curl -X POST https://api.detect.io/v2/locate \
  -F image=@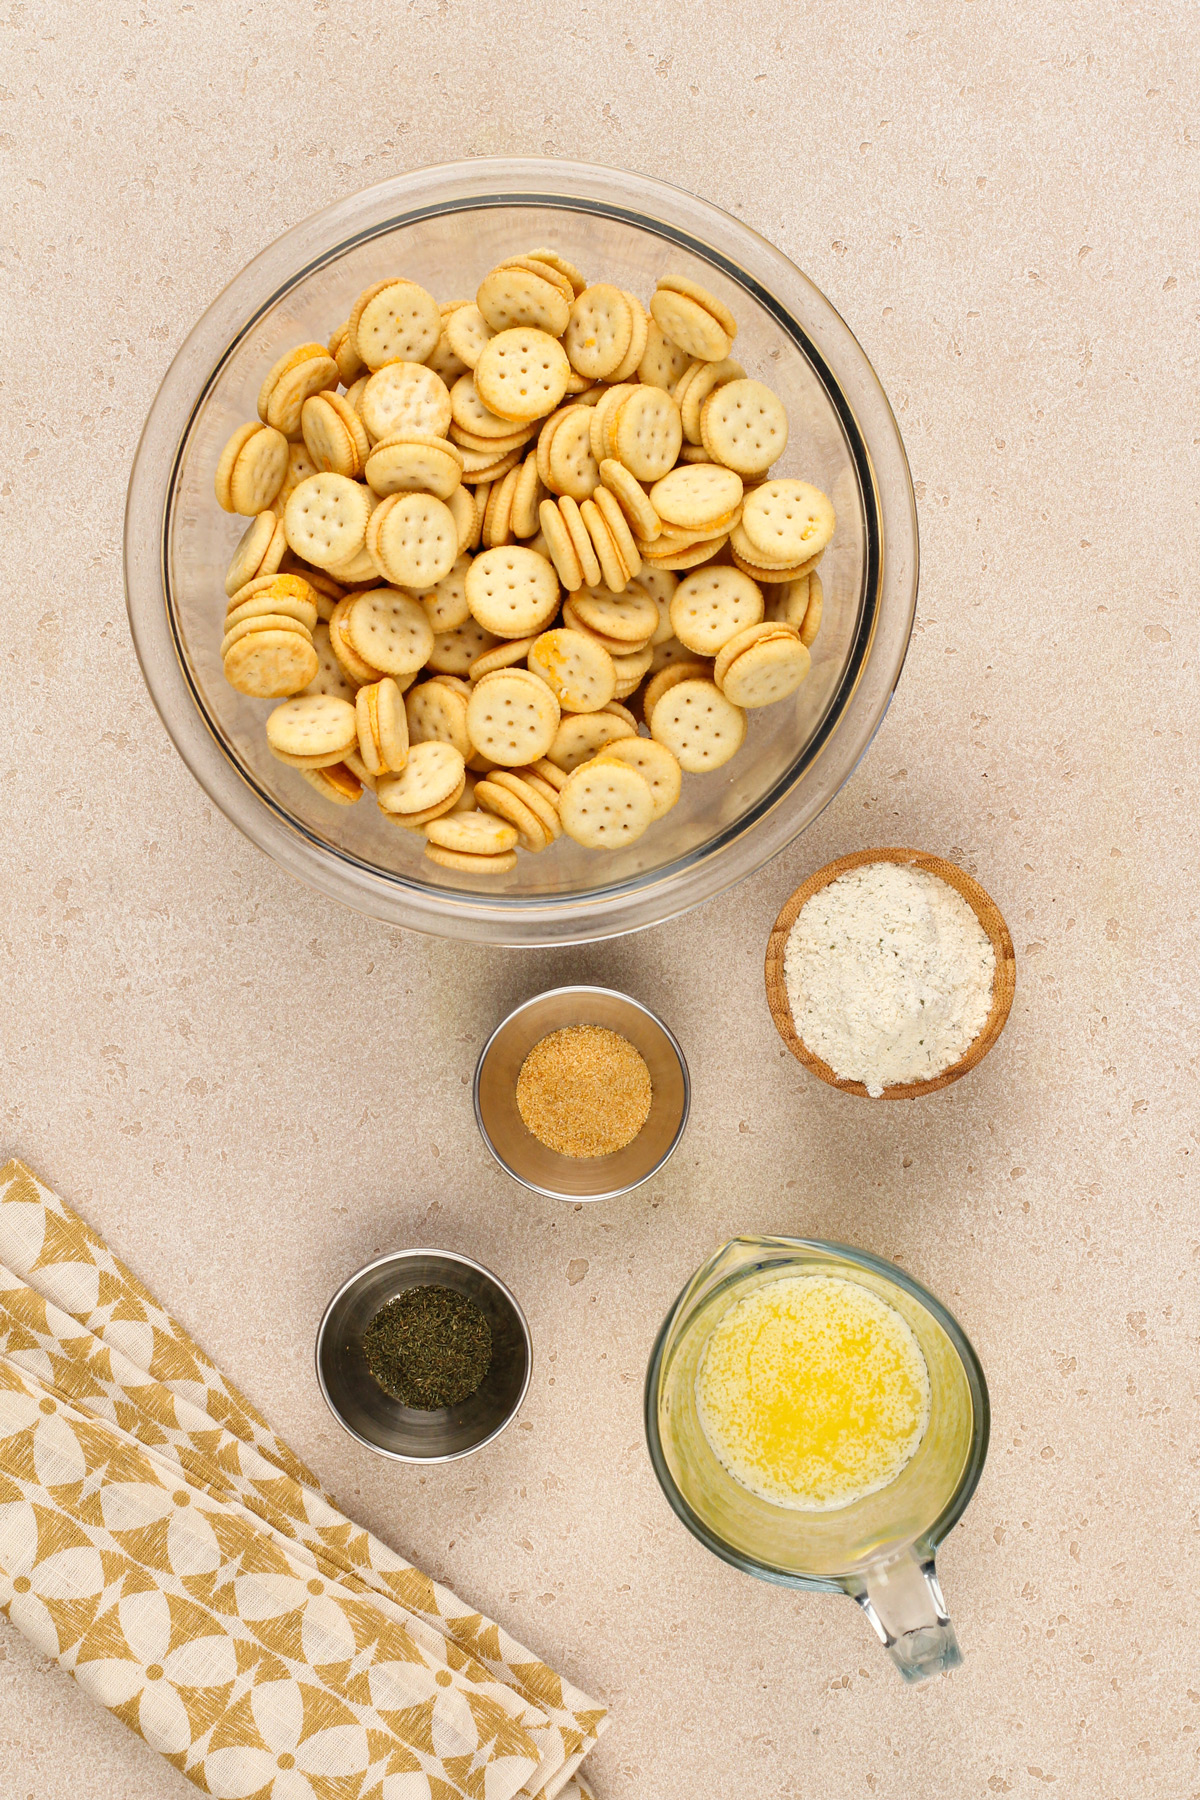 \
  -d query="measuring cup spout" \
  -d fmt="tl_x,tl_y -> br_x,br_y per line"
855,1549 -> 962,1682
